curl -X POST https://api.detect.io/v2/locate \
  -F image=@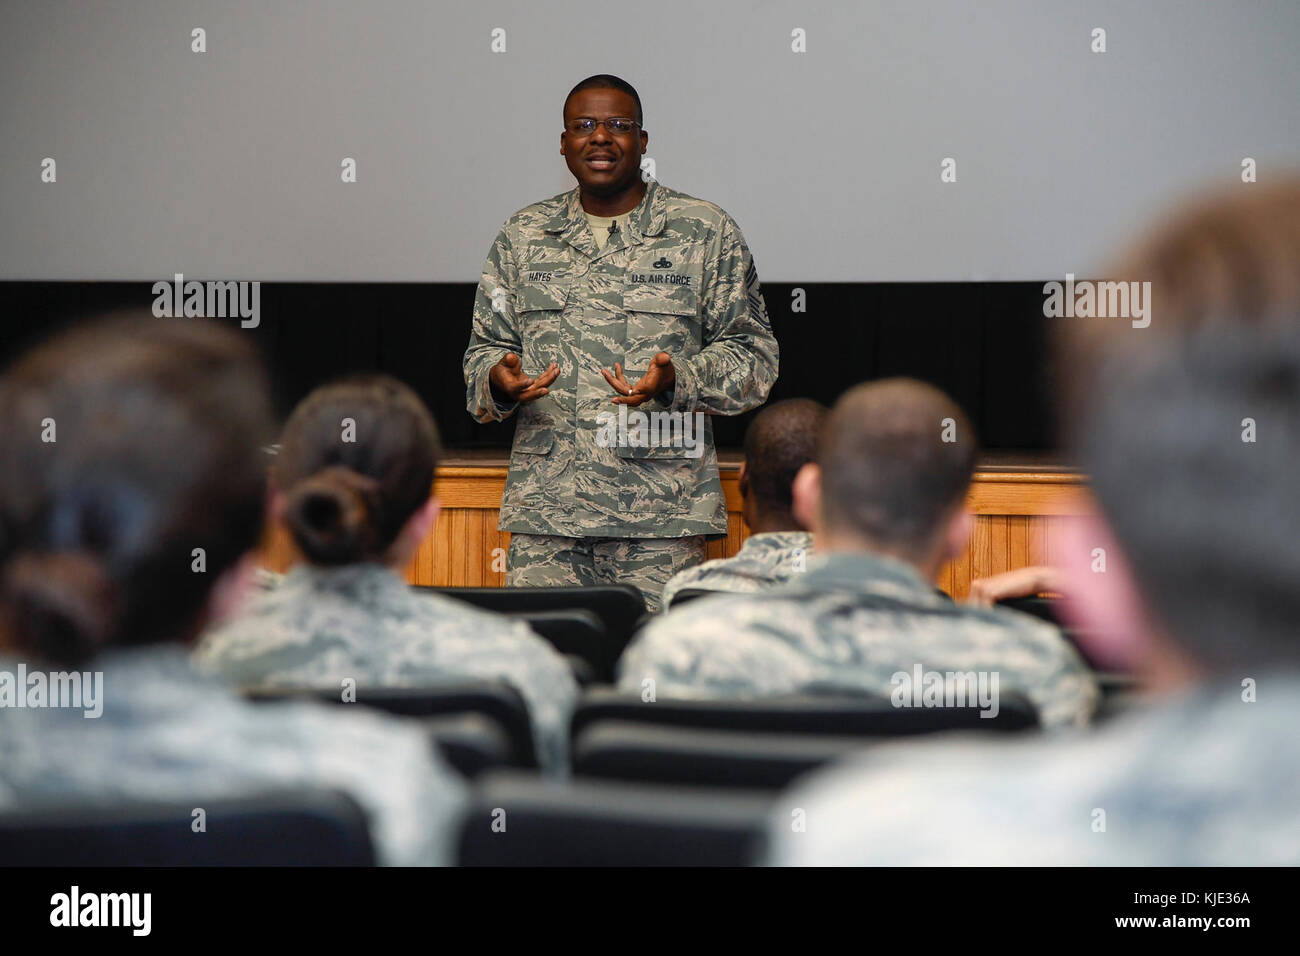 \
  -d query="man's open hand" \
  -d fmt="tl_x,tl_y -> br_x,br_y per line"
490,352 -> 559,405
602,351 -> 676,406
